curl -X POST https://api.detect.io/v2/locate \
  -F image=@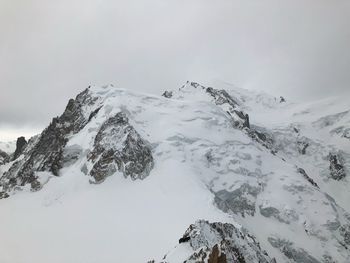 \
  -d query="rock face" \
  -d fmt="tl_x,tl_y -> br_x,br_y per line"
87,112 -> 154,183
161,220 -> 273,263
0,87 -> 154,196
297,168 -> 319,188
174,82 -> 275,151
13,136 -> 27,160
206,85 -> 275,151
205,86 -> 239,108
0,89 -> 93,193
162,90 -> 173,98
329,153 -> 346,180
